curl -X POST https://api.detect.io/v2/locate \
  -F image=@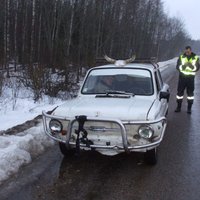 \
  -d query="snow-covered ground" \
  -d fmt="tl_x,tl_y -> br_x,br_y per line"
0,57 -> 177,185
0,125 -> 55,185
159,57 -> 178,71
